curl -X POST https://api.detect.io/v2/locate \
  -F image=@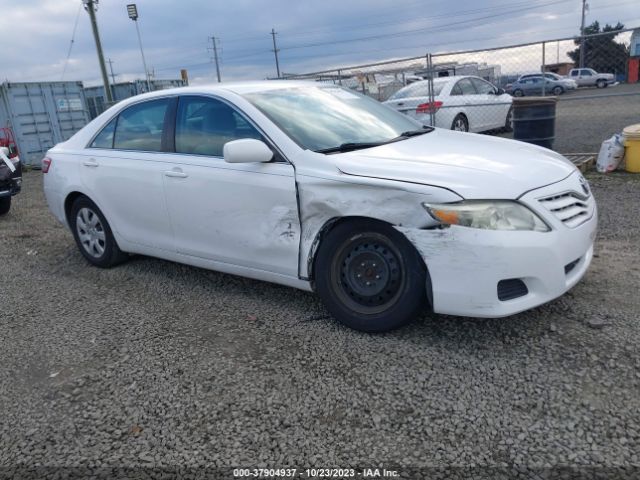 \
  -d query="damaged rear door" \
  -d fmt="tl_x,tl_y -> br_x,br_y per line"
161,95 -> 300,277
